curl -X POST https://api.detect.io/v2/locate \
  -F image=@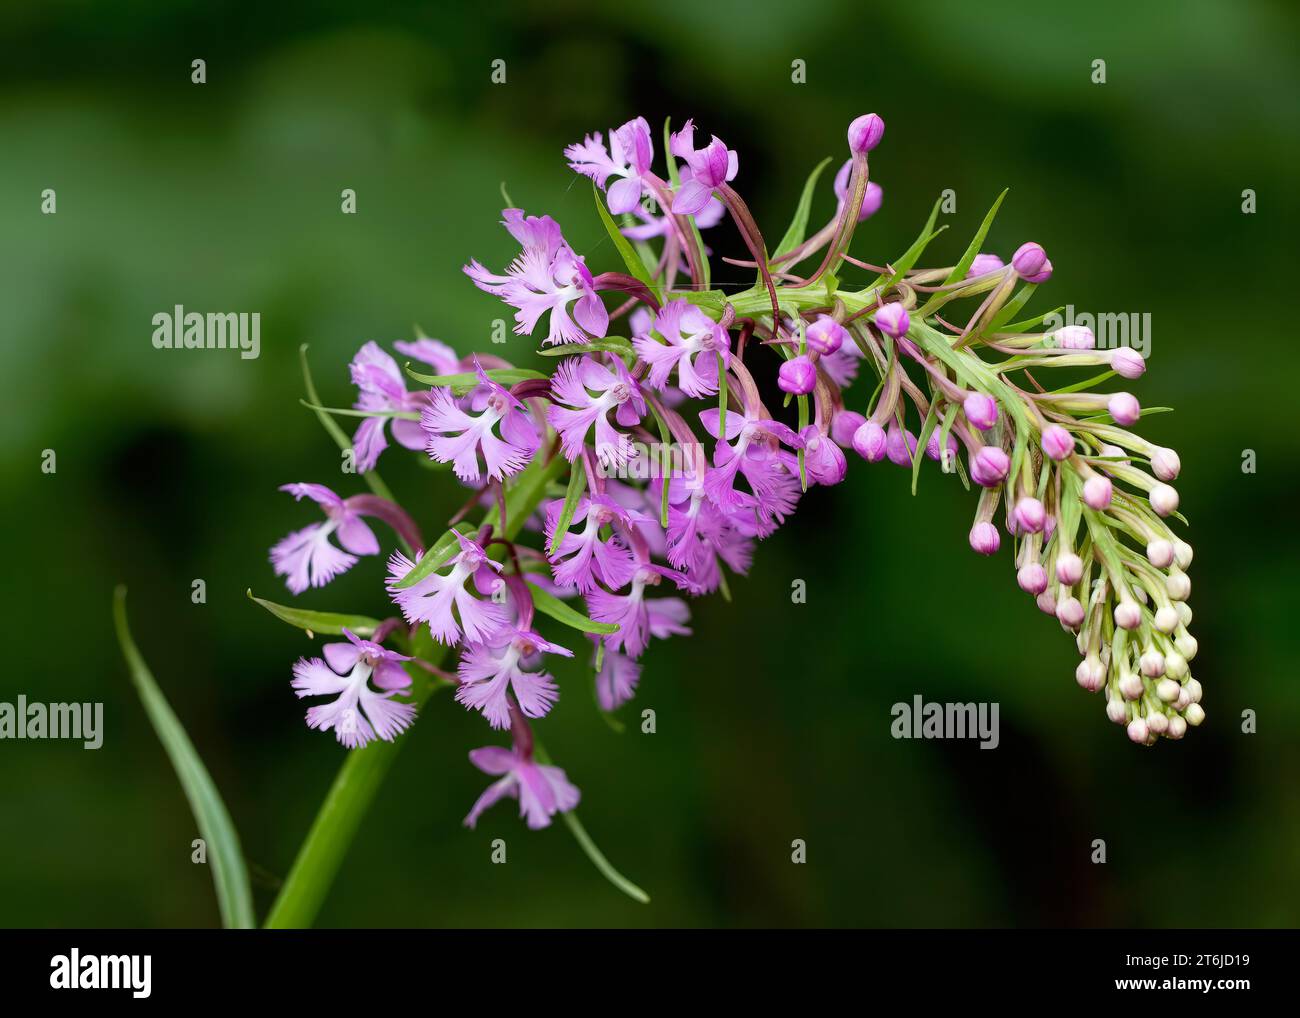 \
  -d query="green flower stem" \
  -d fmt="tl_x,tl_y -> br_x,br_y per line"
264,452 -> 568,928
